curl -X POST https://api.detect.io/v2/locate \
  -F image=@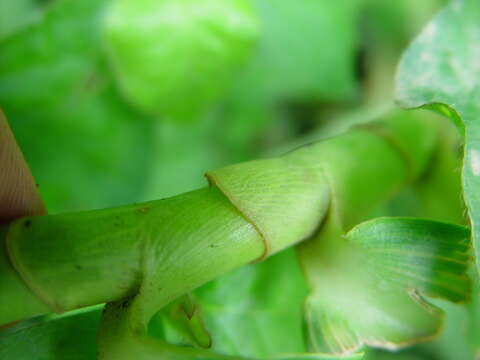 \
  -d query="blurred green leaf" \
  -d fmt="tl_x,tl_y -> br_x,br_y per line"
219,0 -> 362,158
103,0 -> 259,121
143,114 -> 230,200
0,0 -> 104,109
0,0 -> 42,40
363,0 -> 446,47
360,0 -> 446,104
0,306 -> 103,360
230,0 -> 360,105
